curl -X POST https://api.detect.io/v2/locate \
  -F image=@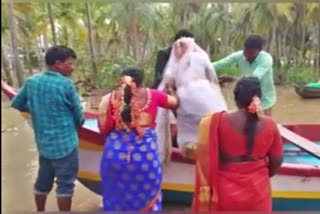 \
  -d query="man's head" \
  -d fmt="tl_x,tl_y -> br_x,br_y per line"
45,46 -> 77,77
244,34 -> 265,63
174,29 -> 194,42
